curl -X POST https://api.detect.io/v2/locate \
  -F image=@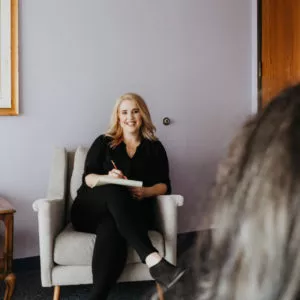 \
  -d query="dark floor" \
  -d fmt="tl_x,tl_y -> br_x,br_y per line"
0,272 -> 156,300
0,231 -> 200,299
